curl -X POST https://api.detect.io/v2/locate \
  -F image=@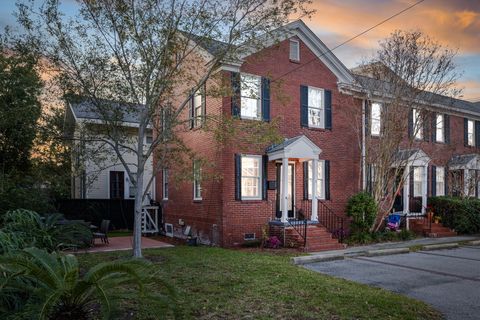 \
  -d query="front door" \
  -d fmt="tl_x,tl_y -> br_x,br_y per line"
110,171 -> 125,199
276,163 -> 295,219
